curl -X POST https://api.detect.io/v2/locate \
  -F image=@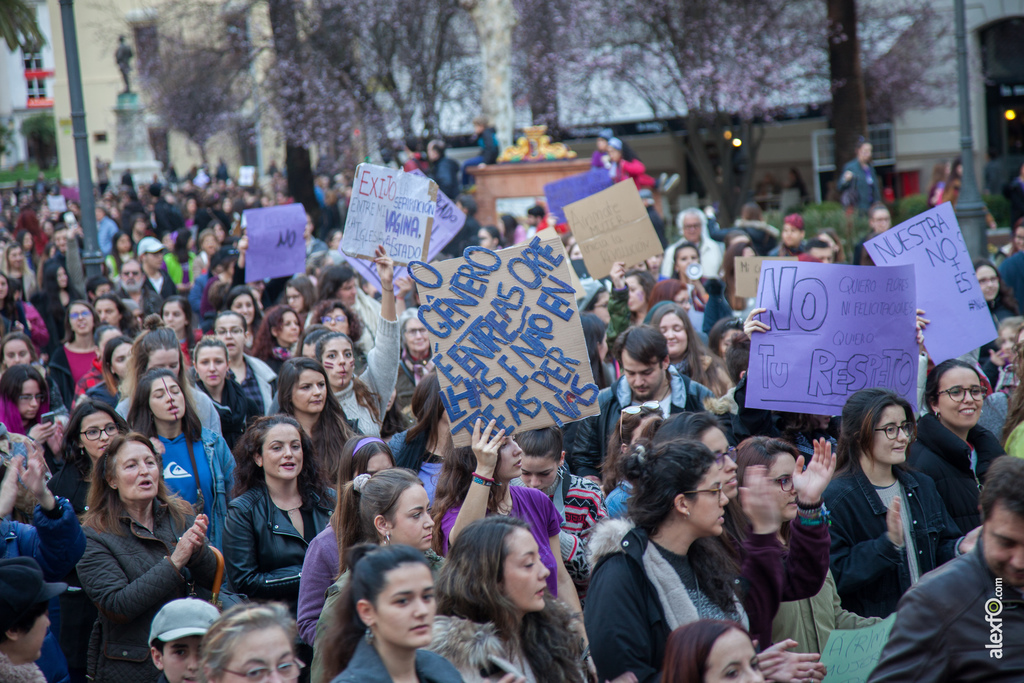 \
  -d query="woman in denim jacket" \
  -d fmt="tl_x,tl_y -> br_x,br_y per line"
822,388 -> 976,618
